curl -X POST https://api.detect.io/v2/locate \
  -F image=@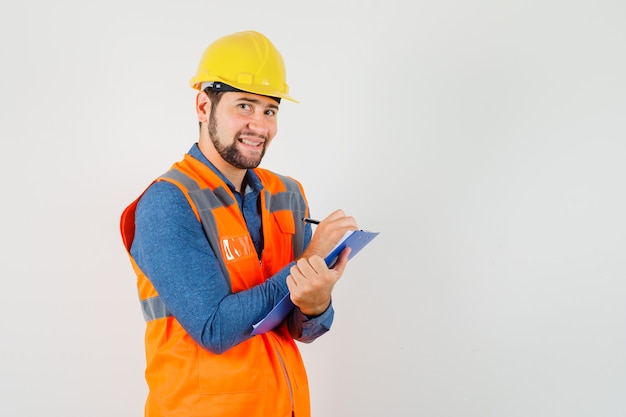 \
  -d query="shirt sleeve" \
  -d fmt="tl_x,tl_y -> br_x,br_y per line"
287,304 -> 334,343
131,180 -> 332,354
